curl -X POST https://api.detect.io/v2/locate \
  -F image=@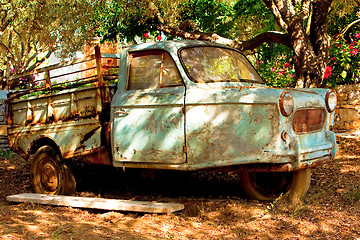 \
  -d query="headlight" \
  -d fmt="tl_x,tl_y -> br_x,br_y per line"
279,91 -> 294,117
325,90 -> 337,112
